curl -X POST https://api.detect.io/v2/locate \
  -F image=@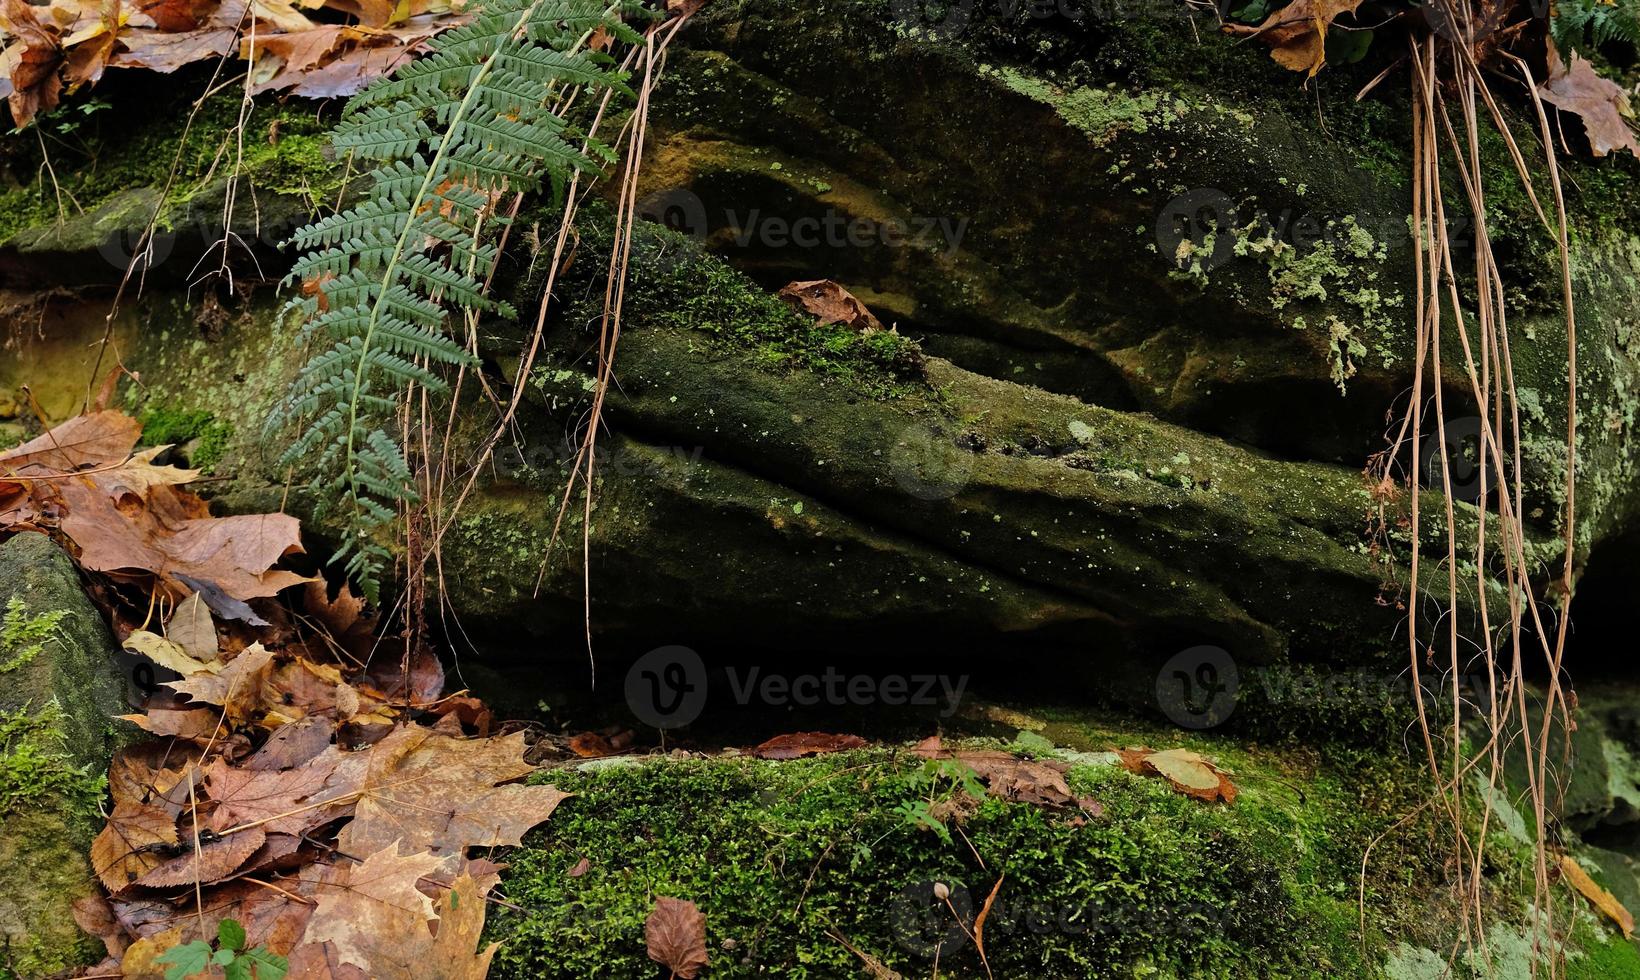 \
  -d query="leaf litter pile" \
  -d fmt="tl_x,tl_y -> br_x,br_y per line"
2,408 -> 568,977
0,0 -> 473,127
